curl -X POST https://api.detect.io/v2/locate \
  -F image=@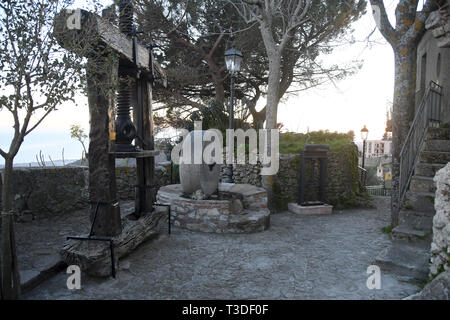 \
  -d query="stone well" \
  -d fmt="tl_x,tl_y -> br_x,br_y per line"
156,183 -> 270,233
